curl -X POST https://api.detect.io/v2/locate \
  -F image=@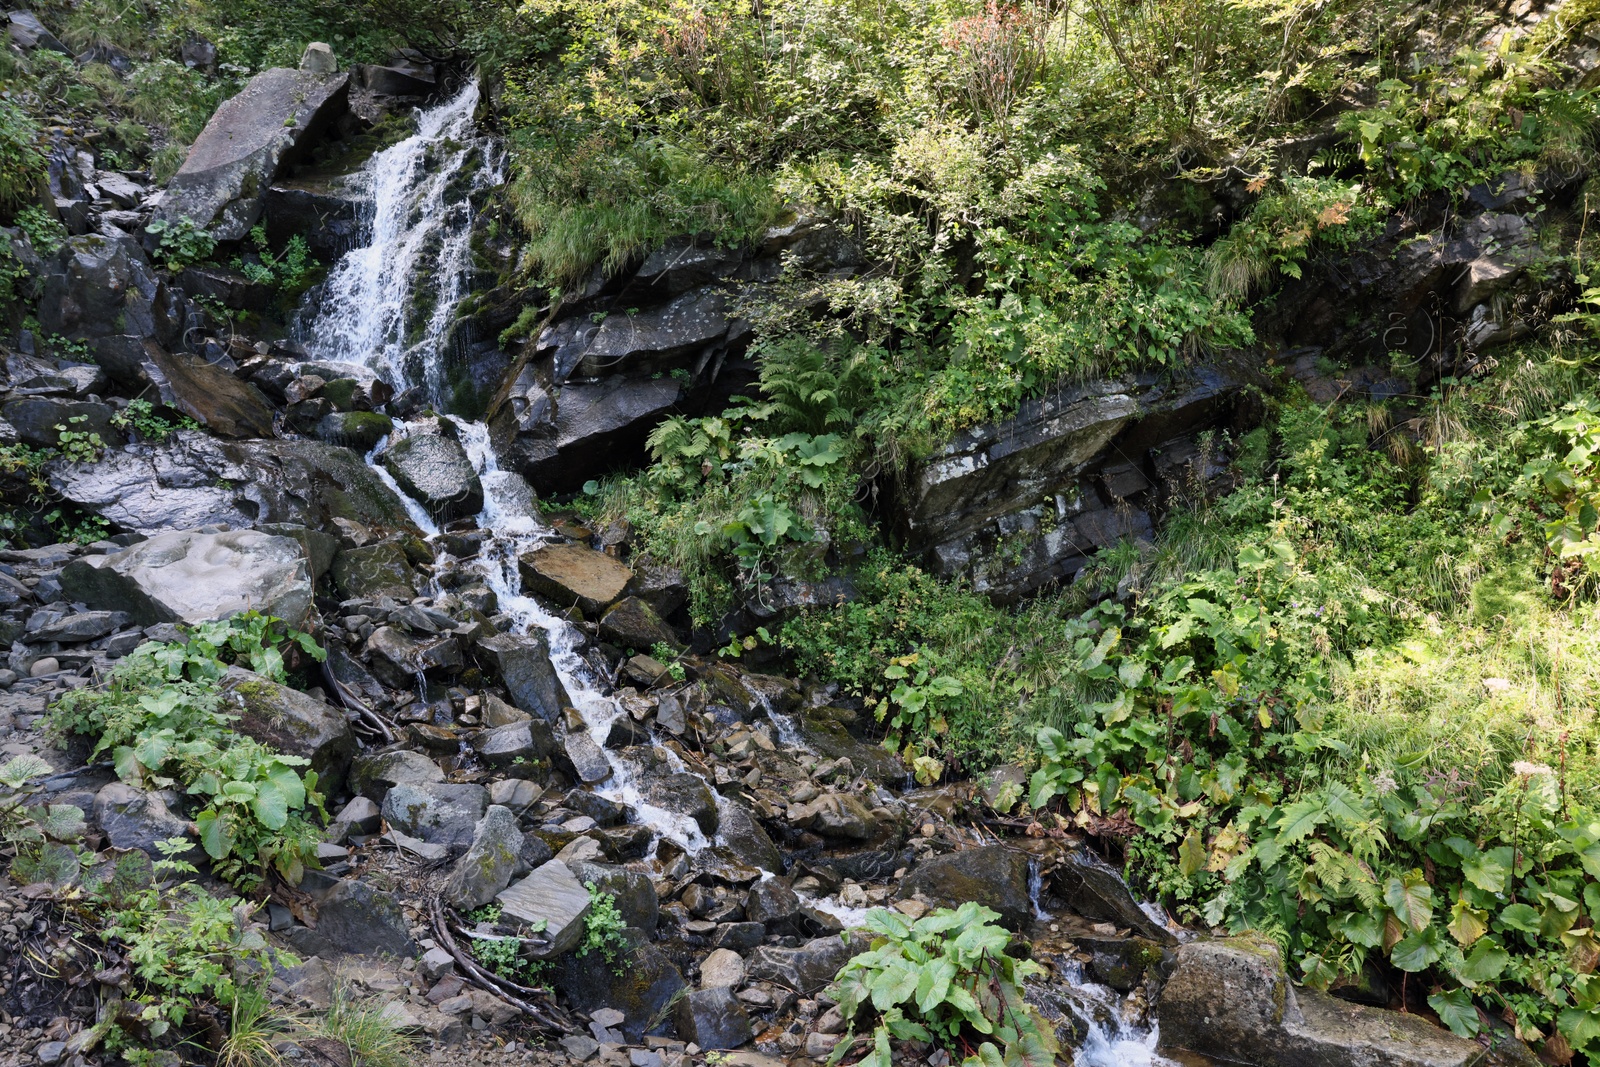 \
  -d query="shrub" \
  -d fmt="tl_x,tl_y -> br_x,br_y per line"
0,98 -> 43,221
